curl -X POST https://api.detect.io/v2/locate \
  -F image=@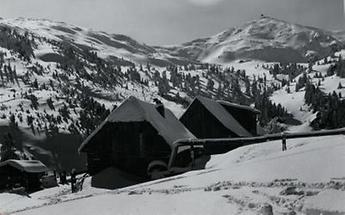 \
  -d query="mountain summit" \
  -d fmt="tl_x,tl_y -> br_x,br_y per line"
168,16 -> 343,63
